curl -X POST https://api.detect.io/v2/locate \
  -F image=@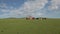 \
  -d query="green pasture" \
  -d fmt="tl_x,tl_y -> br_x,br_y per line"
0,18 -> 60,34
